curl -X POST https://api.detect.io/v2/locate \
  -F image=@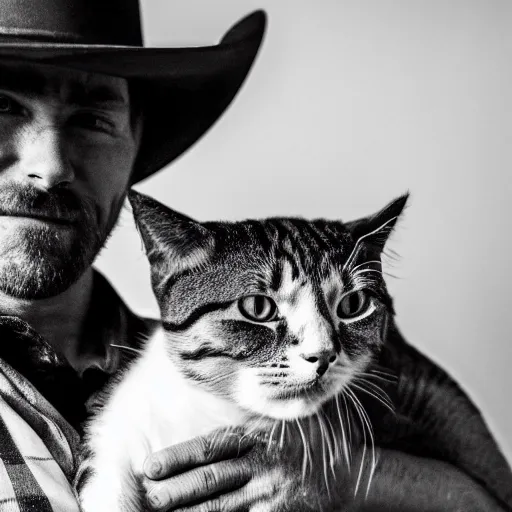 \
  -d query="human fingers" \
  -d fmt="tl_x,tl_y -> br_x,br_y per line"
145,458 -> 253,511
171,484 -> 260,512
144,429 -> 257,480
